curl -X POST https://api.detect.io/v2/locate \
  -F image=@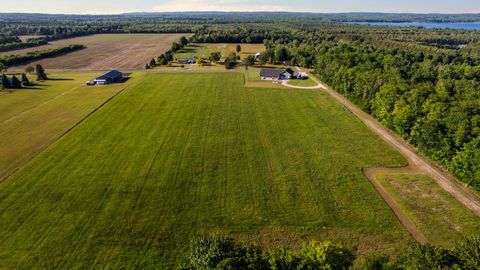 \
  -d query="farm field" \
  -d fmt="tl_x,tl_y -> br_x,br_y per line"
0,72 -> 411,268
2,34 -> 187,70
376,174 -> 480,247
0,72 -> 143,181
174,43 -> 265,59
